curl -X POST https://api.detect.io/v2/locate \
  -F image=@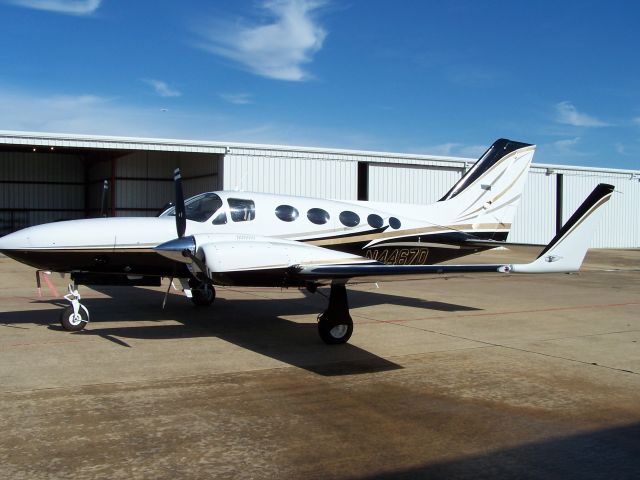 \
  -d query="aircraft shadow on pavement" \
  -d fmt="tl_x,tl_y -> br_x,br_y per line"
1,285 -> 481,376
